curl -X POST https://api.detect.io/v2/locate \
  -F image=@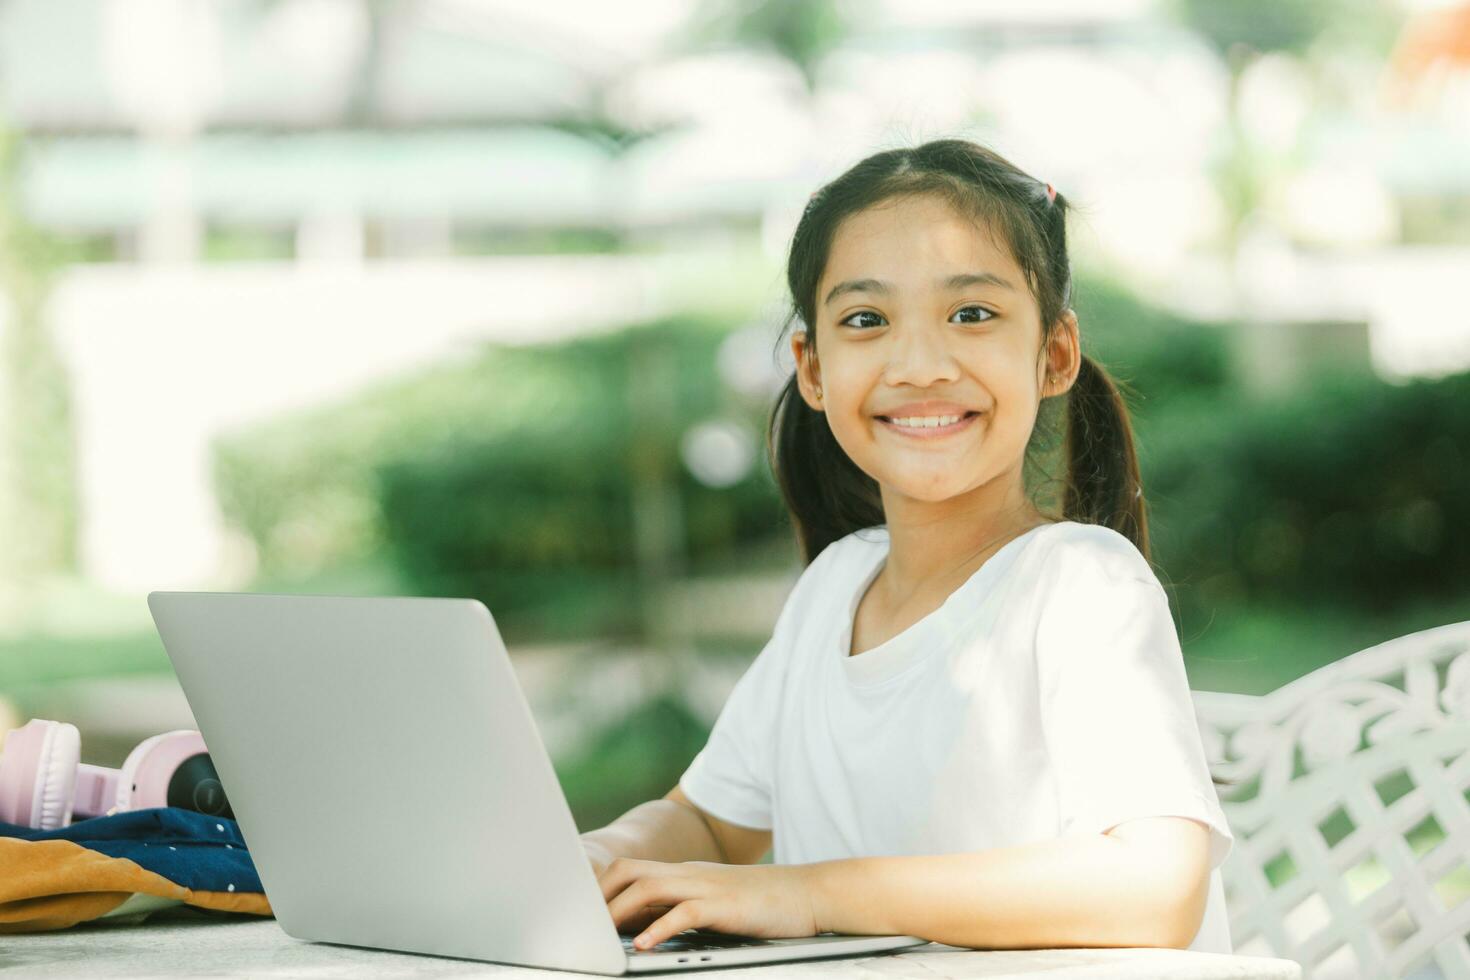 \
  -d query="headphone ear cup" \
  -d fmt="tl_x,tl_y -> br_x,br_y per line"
35,722 -> 80,830
166,751 -> 232,819
0,719 -> 80,830
116,730 -> 211,813
114,732 -> 168,813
